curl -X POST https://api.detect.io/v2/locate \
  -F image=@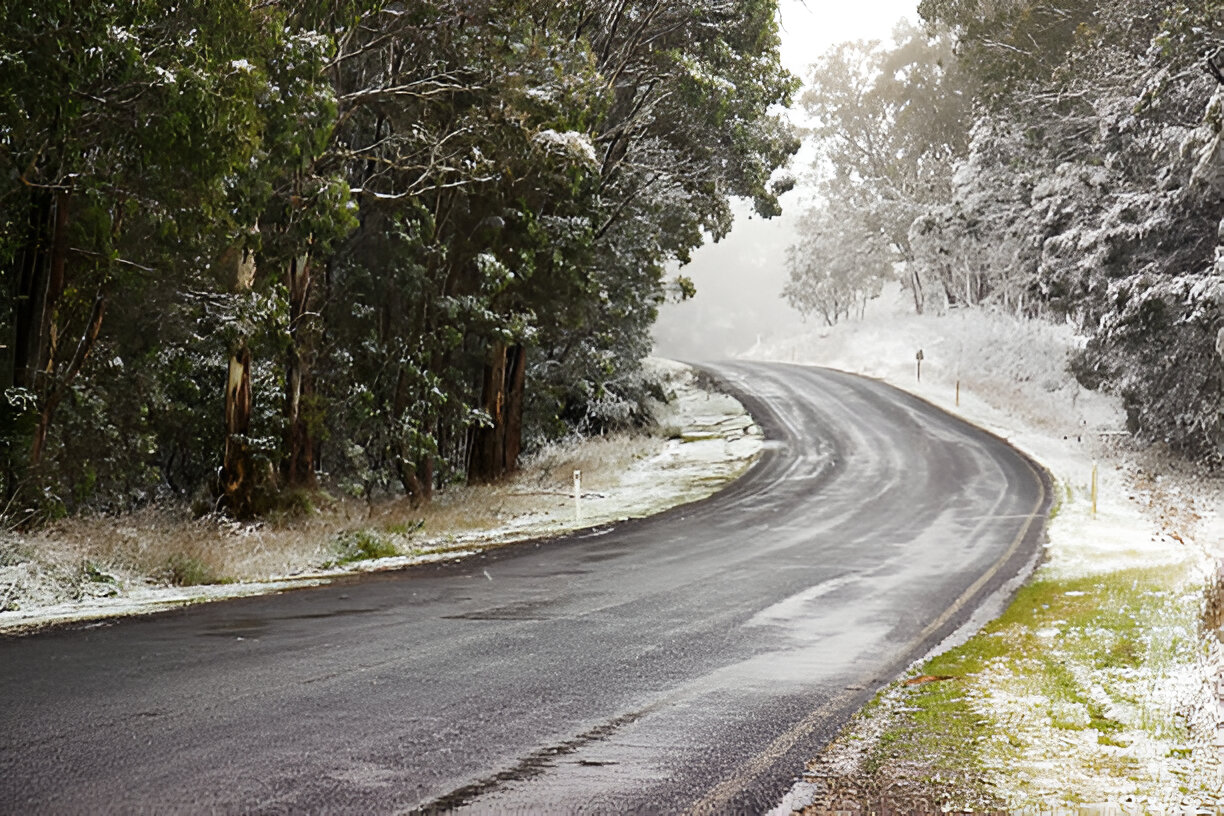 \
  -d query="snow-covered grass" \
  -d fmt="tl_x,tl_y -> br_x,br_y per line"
0,358 -> 762,635
748,300 -> 1224,810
